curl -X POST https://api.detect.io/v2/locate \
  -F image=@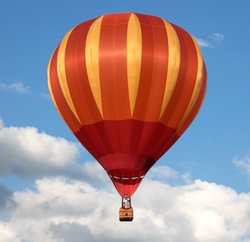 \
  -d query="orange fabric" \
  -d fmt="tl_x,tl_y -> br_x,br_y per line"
177,62 -> 208,136
99,13 -> 131,119
132,14 -> 169,121
160,24 -> 199,127
48,46 -> 81,133
64,19 -> 103,125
